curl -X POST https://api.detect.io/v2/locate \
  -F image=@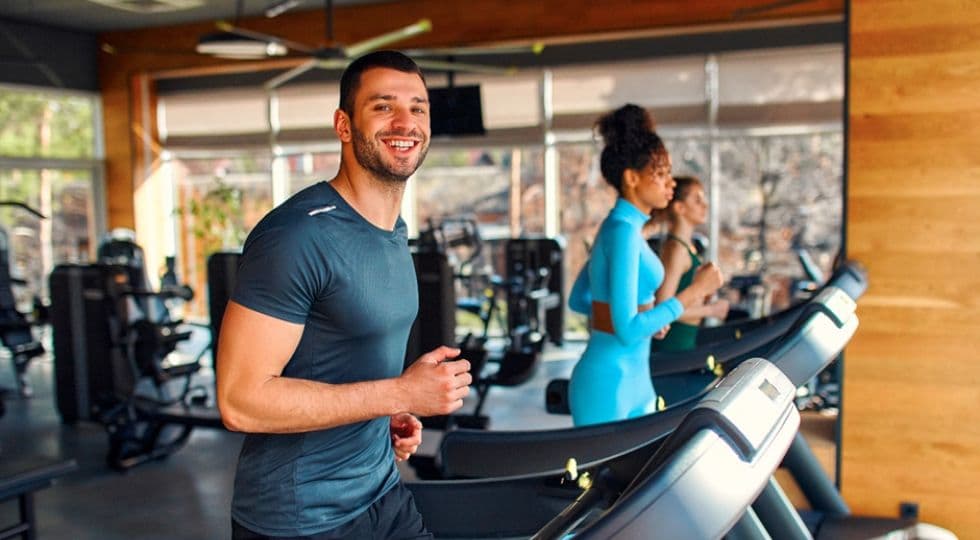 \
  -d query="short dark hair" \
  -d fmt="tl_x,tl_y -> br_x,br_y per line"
339,50 -> 426,117
595,104 -> 668,194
